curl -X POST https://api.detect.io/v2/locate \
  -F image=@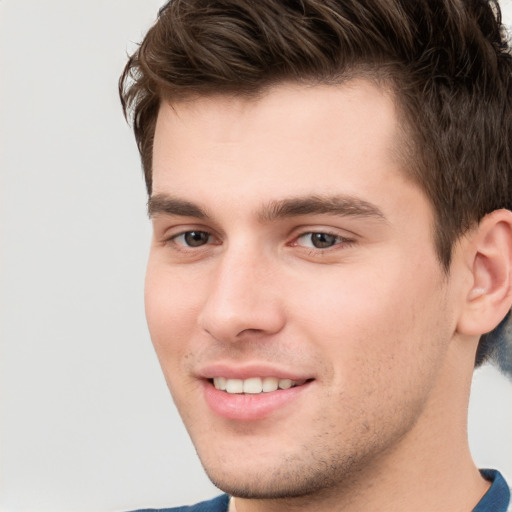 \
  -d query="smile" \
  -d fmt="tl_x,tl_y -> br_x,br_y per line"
212,377 -> 307,394
204,376 -> 313,420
